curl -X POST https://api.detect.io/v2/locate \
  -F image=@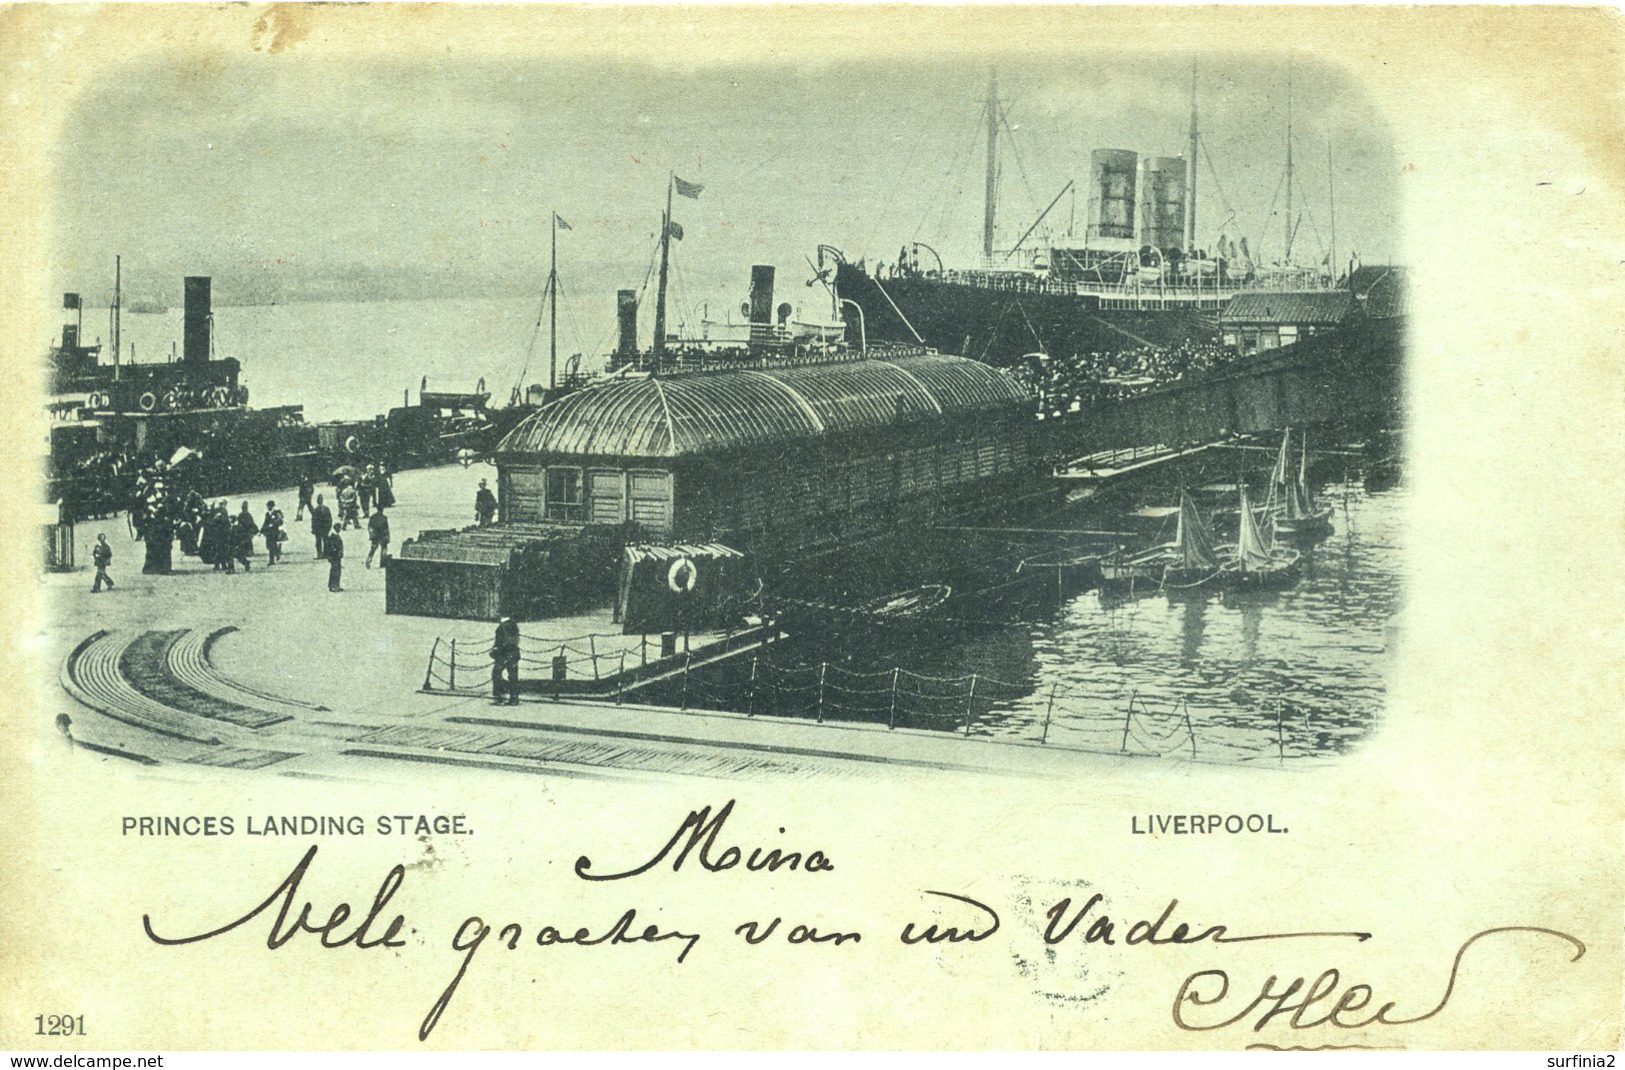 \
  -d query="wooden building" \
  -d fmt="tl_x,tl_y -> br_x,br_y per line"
491,352 -> 1040,560
1219,291 -> 1359,356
